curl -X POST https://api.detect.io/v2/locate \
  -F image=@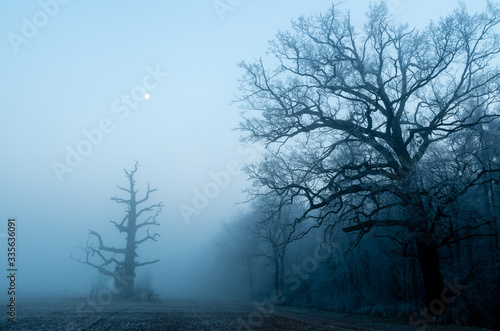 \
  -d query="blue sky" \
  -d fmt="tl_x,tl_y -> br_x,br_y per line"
0,0 -> 488,298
